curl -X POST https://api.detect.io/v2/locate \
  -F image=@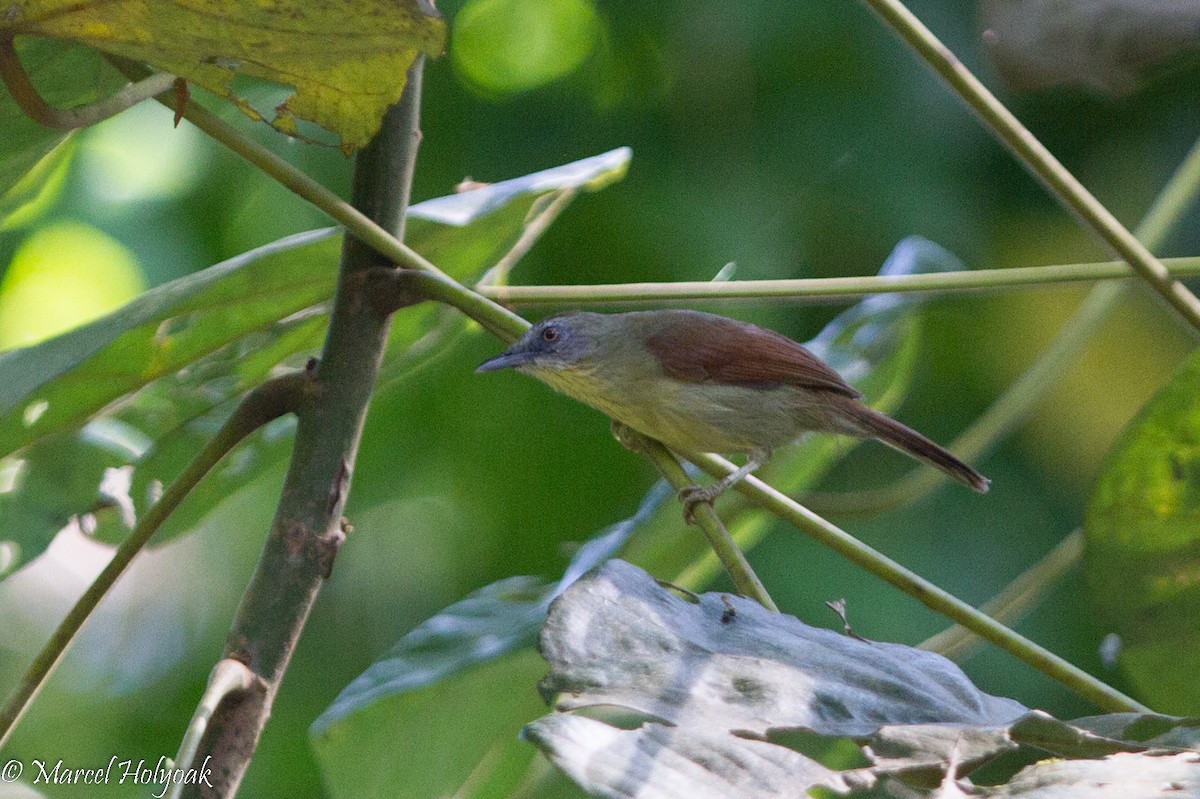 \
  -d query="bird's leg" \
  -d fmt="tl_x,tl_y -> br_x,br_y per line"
679,448 -> 770,523
610,420 -> 647,453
